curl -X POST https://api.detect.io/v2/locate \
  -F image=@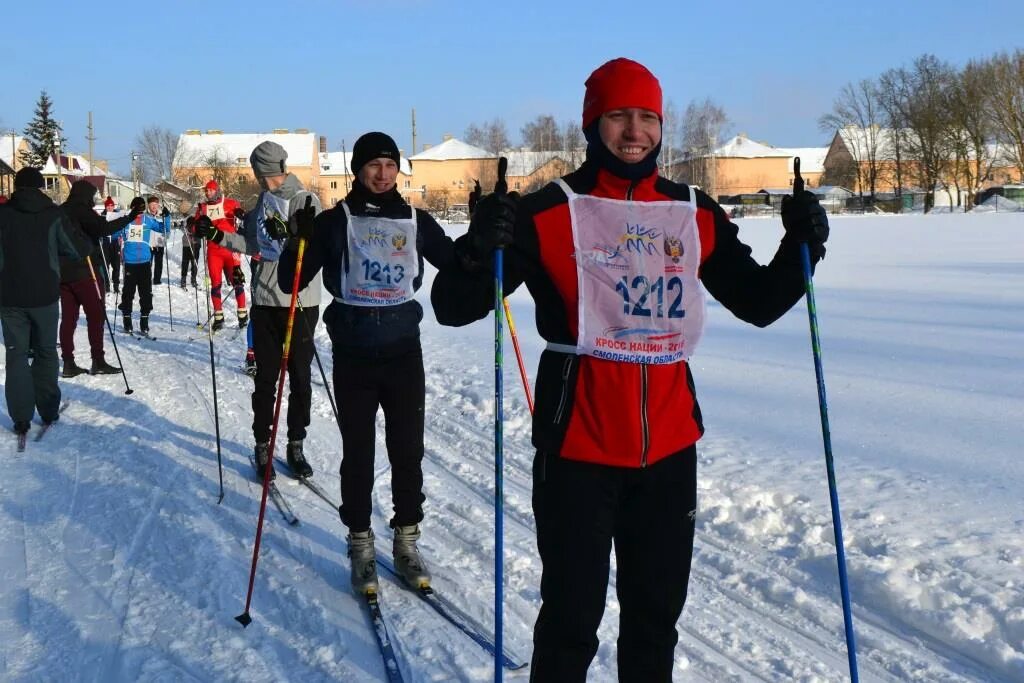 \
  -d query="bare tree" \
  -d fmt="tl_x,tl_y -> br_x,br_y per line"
987,49 -> 1024,178
521,115 -> 563,151
464,118 -> 511,154
899,55 -> 958,210
561,120 -> 585,170
680,98 -> 729,194
819,80 -> 883,199
945,59 -> 1001,209
658,98 -> 685,181
134,125 -> 179,185
876,68 -> 911,199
